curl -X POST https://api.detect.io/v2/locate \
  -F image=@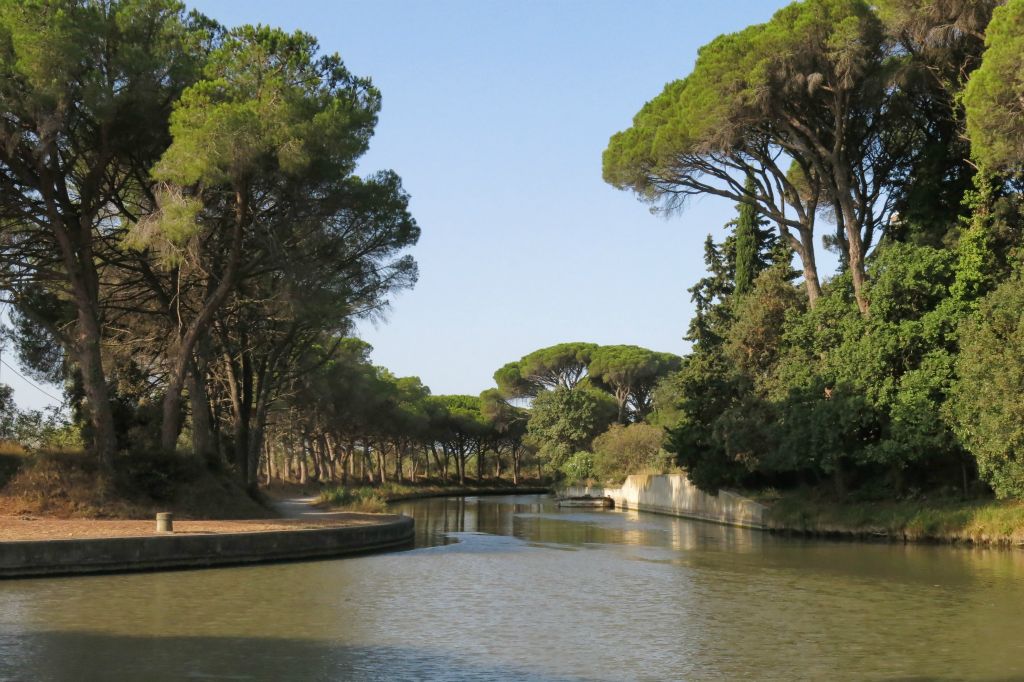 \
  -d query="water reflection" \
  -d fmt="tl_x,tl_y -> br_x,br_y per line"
2,494 -> 1024,680
398,494 -> 763,553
